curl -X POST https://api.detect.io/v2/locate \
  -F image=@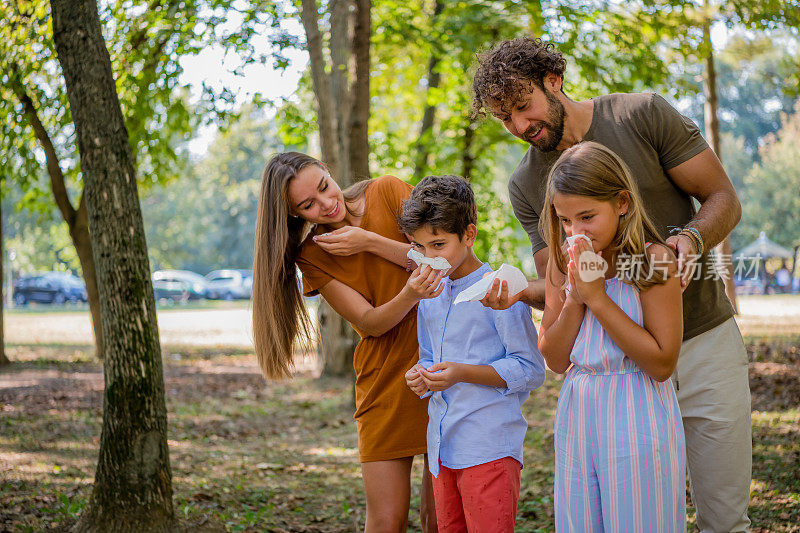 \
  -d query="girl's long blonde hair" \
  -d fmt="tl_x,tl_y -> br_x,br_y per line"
539,141 -> 669,290
252,152 -> 369,379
